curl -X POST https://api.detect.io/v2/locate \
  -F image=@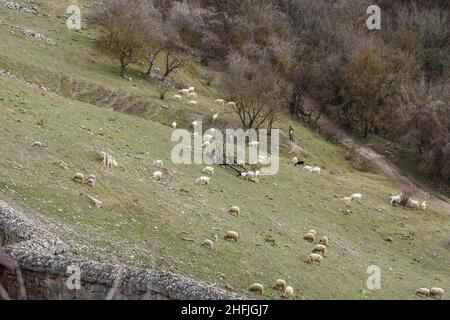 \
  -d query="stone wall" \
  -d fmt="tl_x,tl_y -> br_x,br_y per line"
0,200 -> 244,300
